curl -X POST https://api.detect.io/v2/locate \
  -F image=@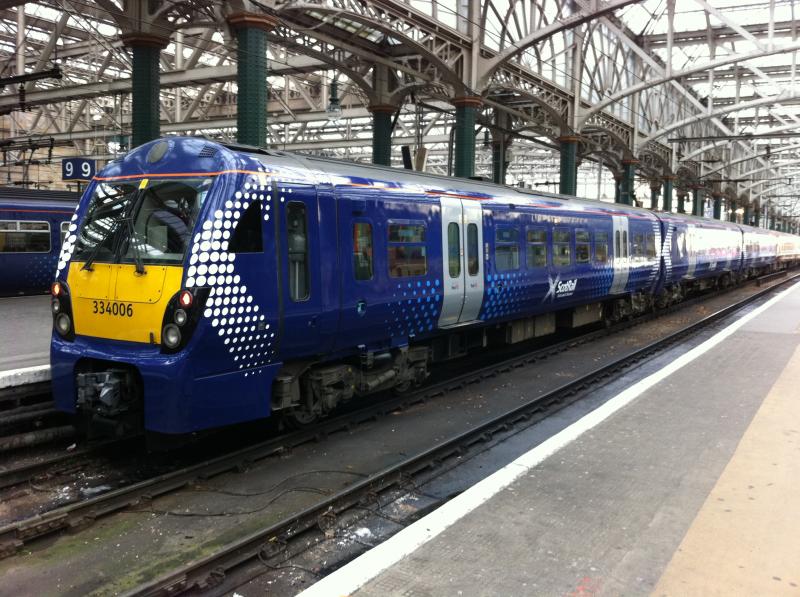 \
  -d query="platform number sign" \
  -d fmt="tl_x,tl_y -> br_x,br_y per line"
62,158 -> 96,181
